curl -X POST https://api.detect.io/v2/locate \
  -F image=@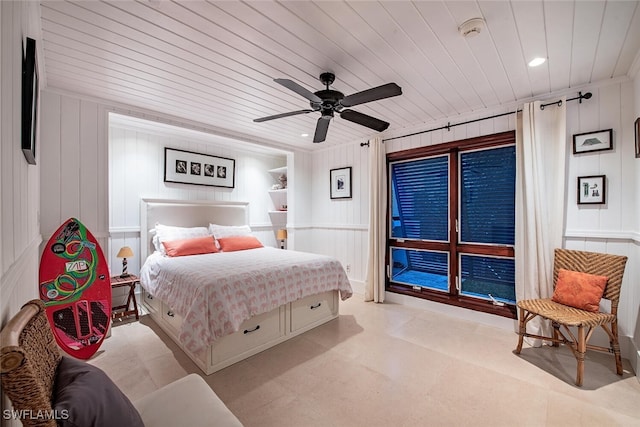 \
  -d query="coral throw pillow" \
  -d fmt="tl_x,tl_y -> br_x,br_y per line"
551,269 -> 608,312
218,236 -> 263,252
162,236 -> 218,257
